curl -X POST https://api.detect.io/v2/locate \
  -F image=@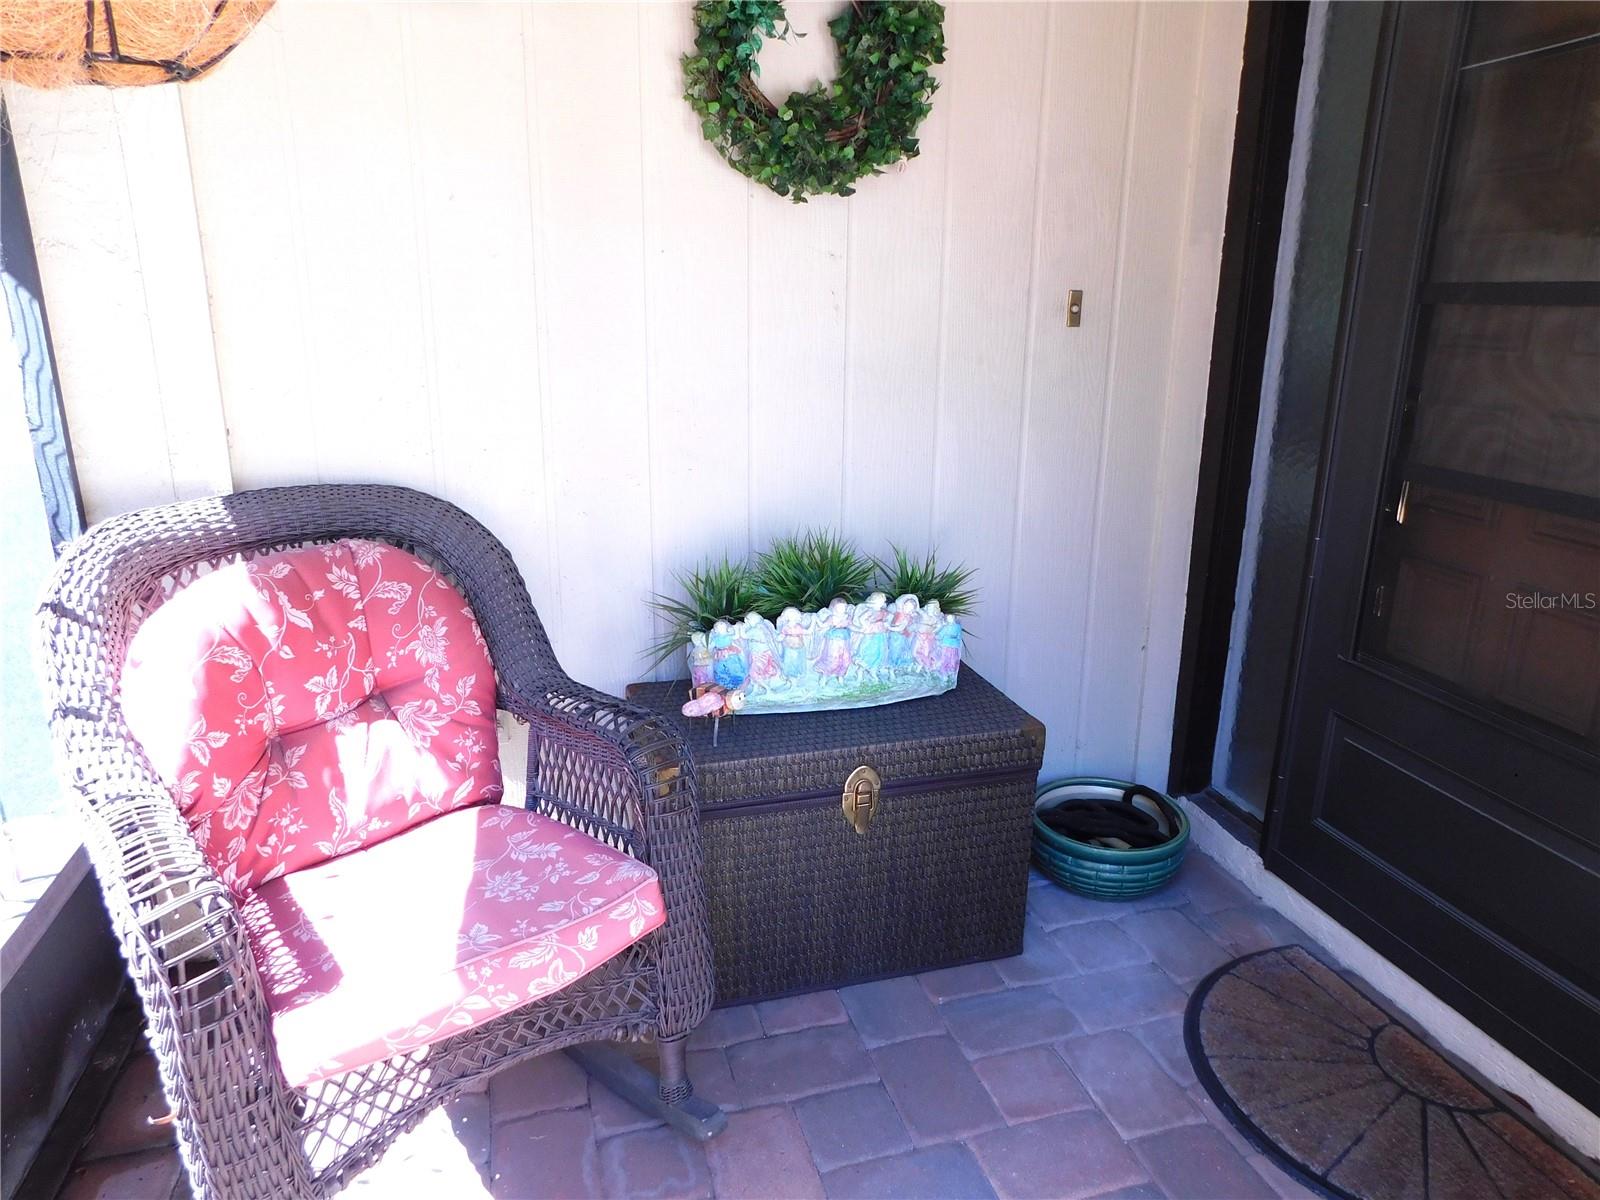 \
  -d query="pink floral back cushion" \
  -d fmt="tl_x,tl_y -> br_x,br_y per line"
120,539 -> 502,893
